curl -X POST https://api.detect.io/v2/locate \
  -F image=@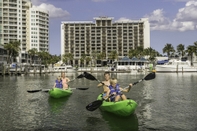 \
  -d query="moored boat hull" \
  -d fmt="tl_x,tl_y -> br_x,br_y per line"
97,94 -> 137,116
49,88 -> 72,98
155,59 -> 197,72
